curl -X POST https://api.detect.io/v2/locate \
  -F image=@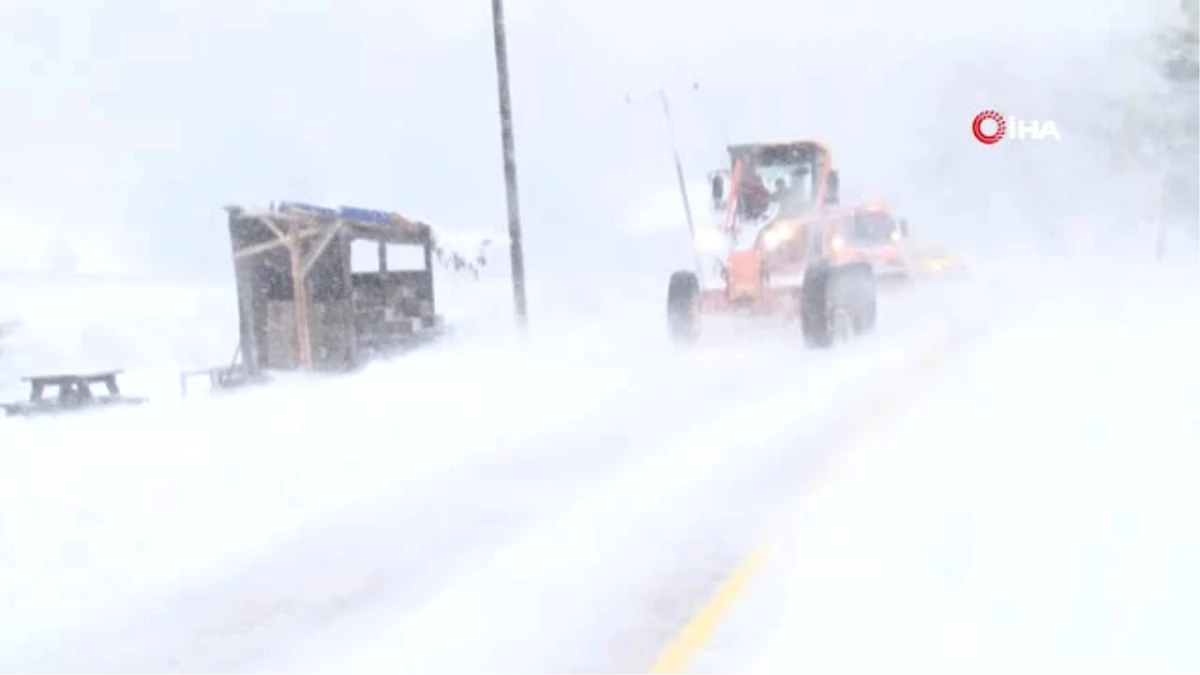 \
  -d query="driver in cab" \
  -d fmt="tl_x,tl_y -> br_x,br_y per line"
739,170 -> 772,220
